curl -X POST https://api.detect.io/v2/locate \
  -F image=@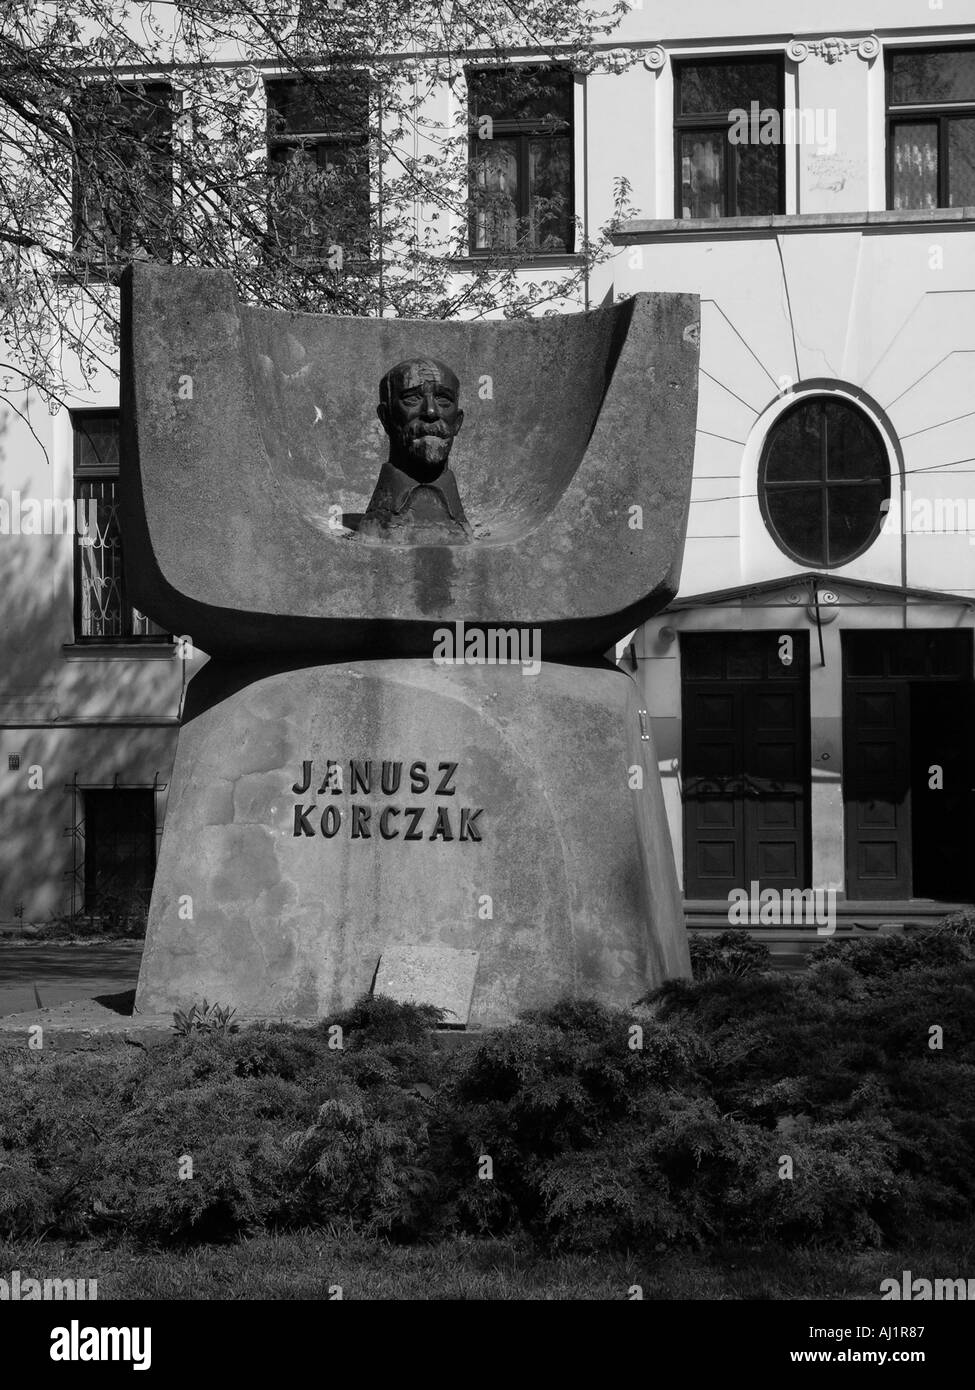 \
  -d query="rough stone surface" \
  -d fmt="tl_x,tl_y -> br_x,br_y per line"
135,659 -> 689,1026
119,265 -> 699,660
375,946 -> 480,1025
